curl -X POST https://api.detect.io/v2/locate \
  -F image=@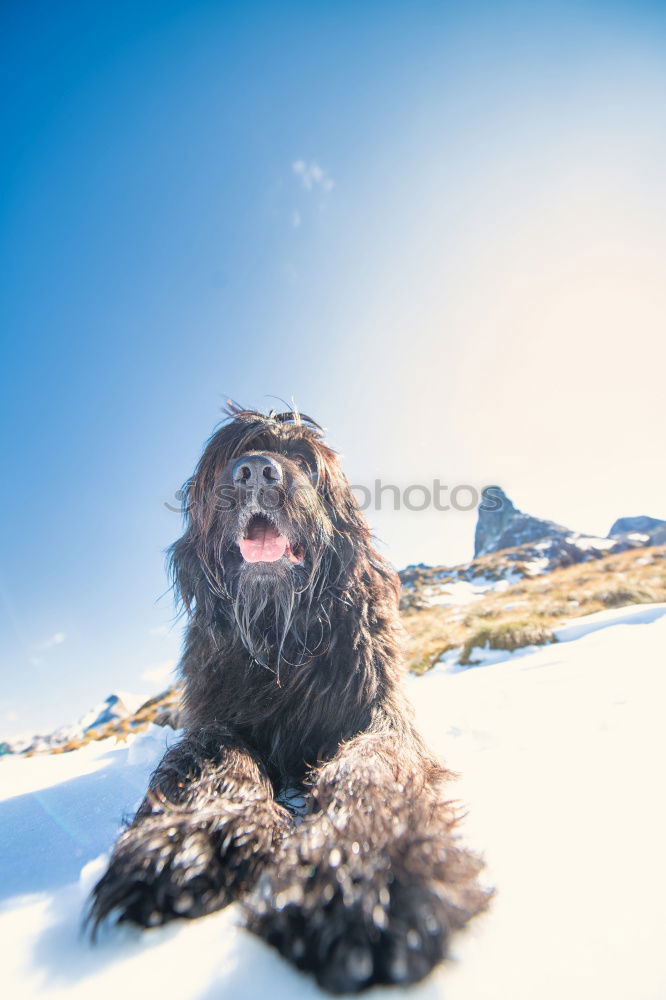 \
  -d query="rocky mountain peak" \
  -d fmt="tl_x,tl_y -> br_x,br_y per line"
474,486 -> 570,558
